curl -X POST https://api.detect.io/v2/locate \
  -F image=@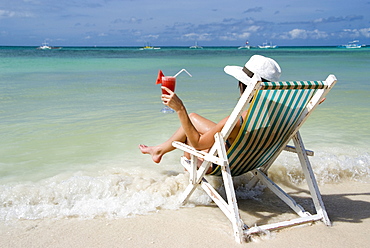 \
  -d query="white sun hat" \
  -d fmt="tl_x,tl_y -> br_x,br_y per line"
224,55 -> 281,85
